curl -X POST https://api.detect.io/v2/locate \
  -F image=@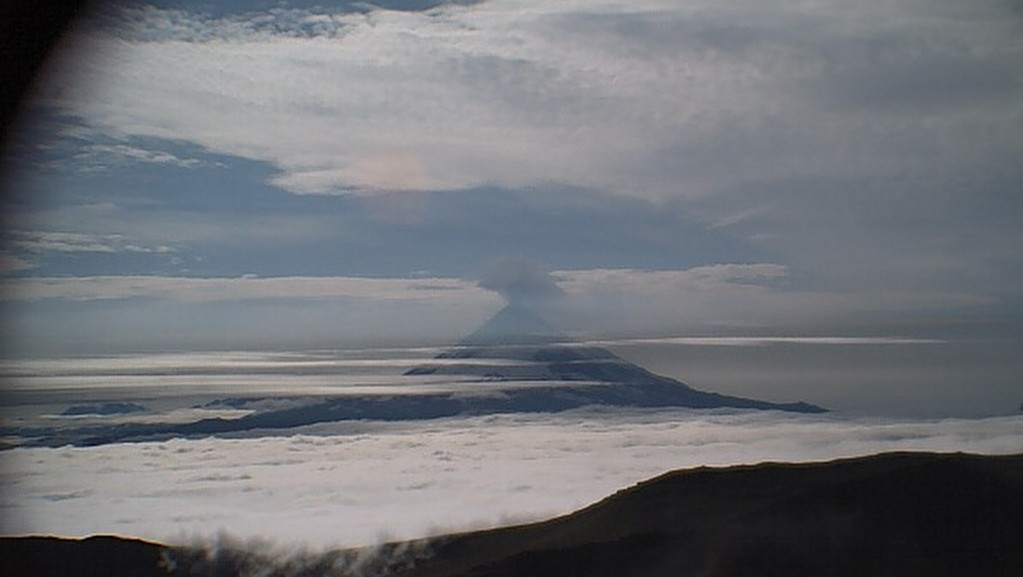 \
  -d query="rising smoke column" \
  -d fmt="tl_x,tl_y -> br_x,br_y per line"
477,257 -> 565,307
